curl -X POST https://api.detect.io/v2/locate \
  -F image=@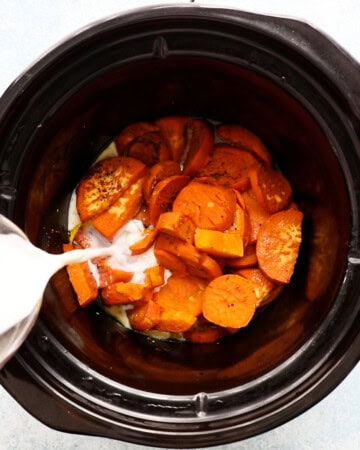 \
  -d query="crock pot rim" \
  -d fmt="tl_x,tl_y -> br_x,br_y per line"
0,5 -> 360,448
0,4 -> 360,120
